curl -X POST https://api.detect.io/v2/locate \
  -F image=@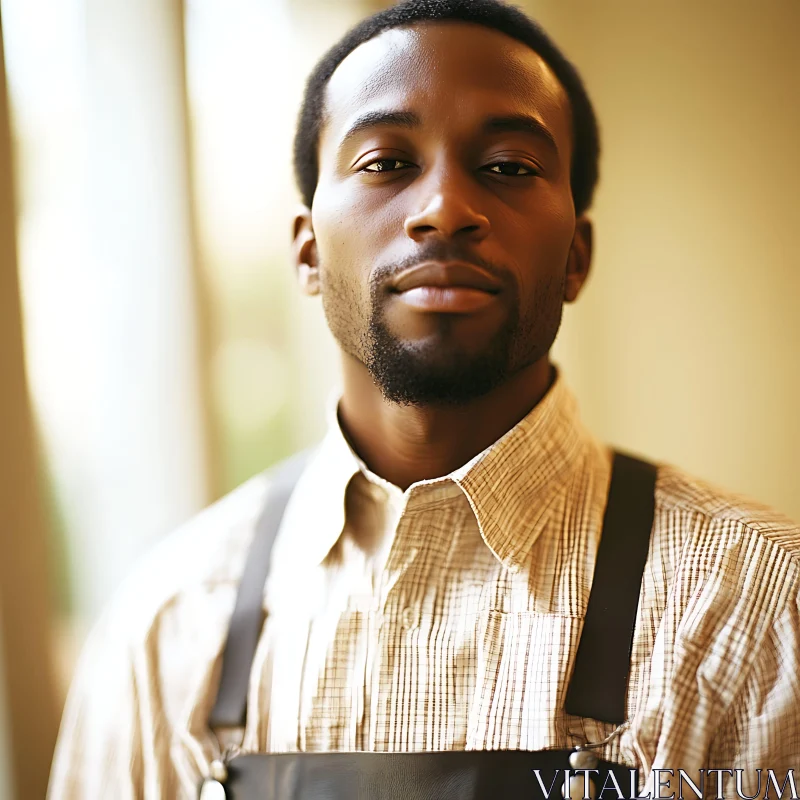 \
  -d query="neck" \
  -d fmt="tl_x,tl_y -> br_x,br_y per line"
336,353 -> 555,491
